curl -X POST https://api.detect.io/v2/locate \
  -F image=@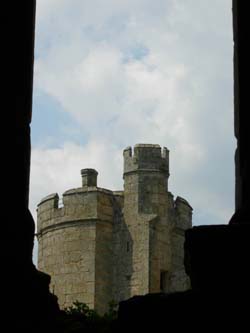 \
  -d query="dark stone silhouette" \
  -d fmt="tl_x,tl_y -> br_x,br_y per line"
230,0 -> 250,224
2,2 -> 86,331
2,0 -> 248,331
